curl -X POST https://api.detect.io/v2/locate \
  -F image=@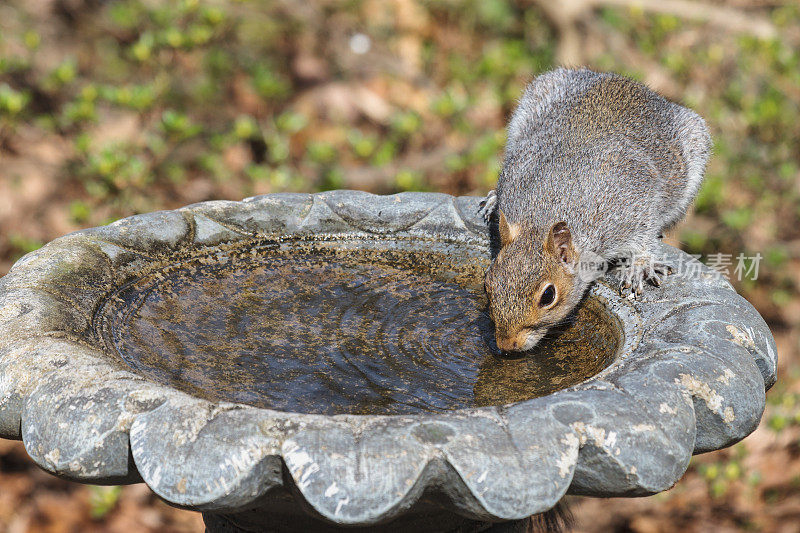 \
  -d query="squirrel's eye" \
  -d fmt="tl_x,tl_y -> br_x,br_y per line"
539,284 -> 556,307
